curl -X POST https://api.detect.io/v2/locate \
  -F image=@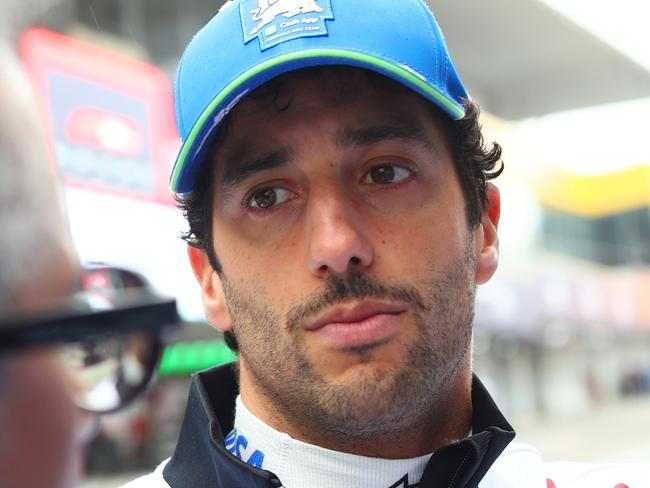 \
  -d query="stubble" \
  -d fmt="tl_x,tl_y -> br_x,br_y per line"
221,239 -> 476,441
